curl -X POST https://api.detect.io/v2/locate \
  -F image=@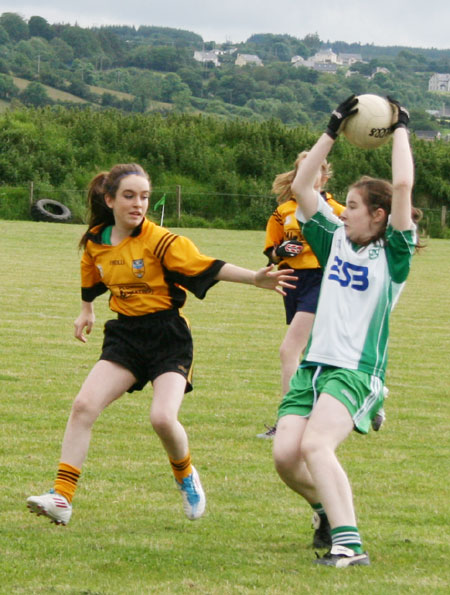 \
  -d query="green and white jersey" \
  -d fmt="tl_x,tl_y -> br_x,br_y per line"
296,194 -> 417,381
